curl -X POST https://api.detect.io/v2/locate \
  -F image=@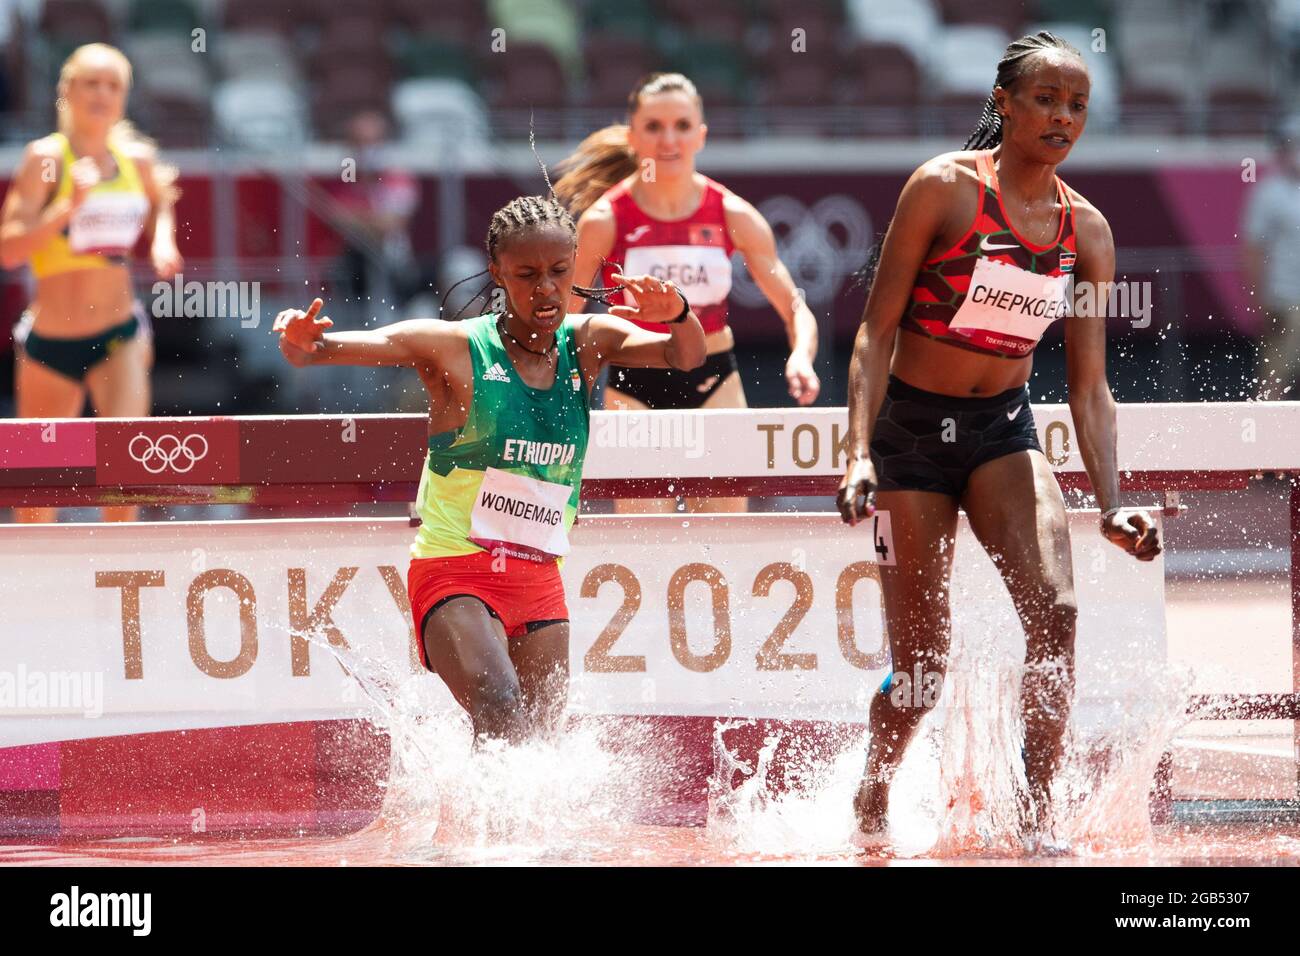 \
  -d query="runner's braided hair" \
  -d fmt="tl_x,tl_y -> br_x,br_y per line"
443,195 -> 625,320
849,31 -> 1084,296
963,31 -> 1084,150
